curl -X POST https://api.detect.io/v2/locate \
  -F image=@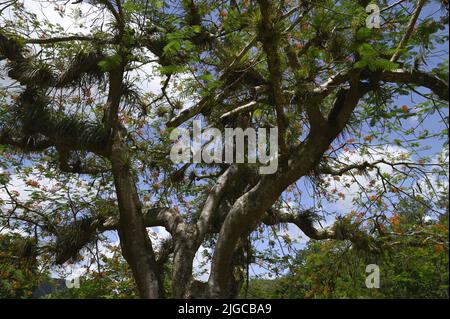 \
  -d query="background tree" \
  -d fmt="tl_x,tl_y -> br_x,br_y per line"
0,233 -> 47,298
272,200 -> 449,299
0,0 -> 448,298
